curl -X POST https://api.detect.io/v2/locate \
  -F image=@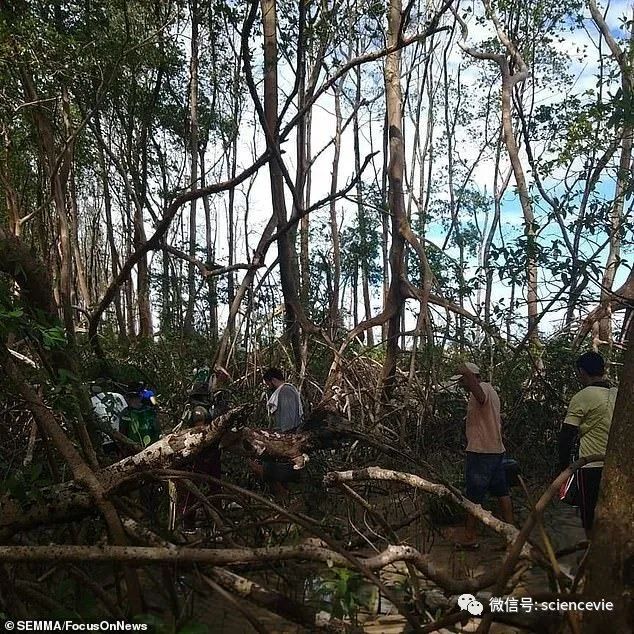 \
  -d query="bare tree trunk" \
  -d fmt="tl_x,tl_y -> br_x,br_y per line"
295,0 -> 310,308
381,112 -> 390,343
226,140 -> 237,338
68,165 -> 92,309
463,7 -> 539,346
589,0 -> 634,346
260,0 -> 302,365
130,66 -> 163,340
184,0 -> 200,335
442,54 -> 466,346
124,194 -> 136,339
200,148 -> 218,343
61,85 -> 92,311
352,265 -> 359,329
225,58 -> 241,340
328,81 -> 343,337
300,108 -> 311,307
382,0 -> 407,394
19,69 -> 76,346
582,317 -> 634,632
354,61 -> 374,347
134,205 -> 152,338
484,136 -> 509,327
500,69 -> 539,343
